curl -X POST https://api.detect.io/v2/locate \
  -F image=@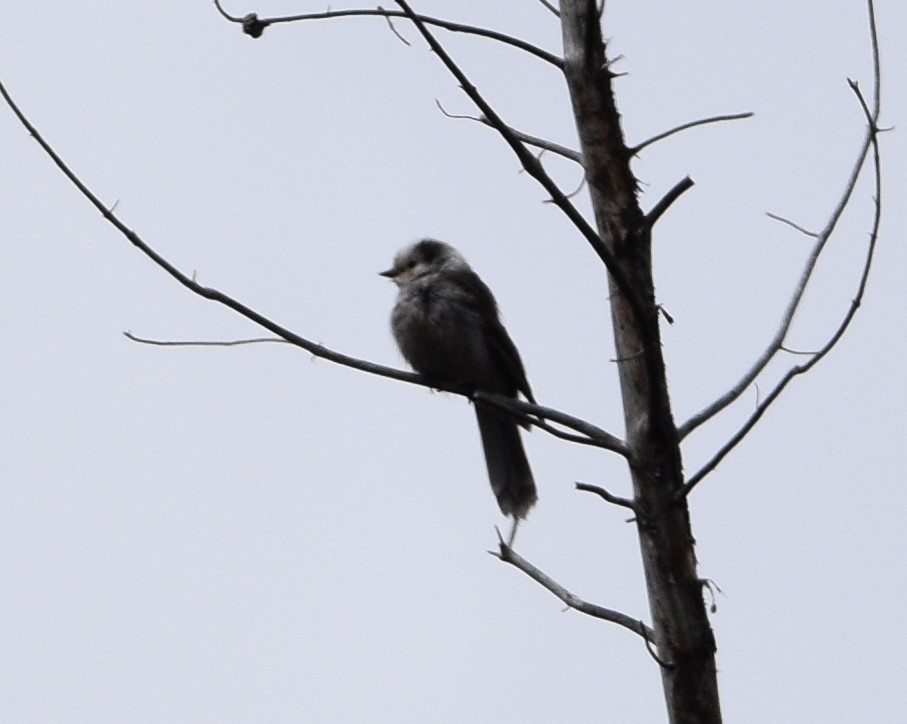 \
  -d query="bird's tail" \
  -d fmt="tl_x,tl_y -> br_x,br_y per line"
475,402 -> 537,519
